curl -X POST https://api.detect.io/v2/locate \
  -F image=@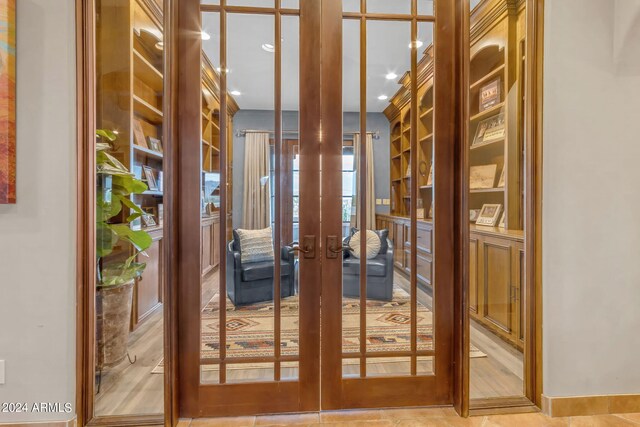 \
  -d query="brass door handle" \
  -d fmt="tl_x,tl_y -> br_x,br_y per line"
289,244 -> 310,254
326,235 -> 353,259
288,235 -> 316,259
328,244 -> 353,254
